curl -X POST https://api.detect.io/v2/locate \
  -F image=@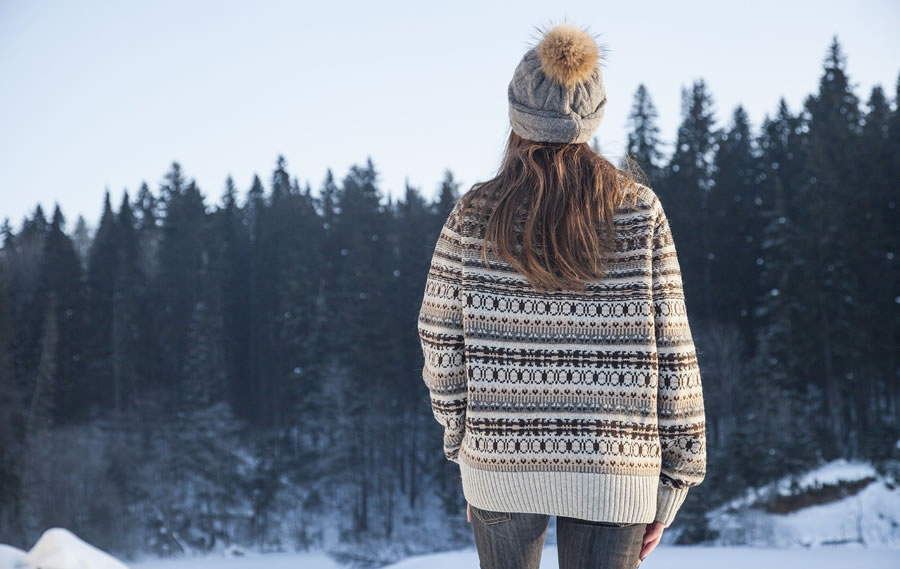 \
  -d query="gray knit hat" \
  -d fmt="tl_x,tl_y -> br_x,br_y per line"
508,23 -> 607,144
